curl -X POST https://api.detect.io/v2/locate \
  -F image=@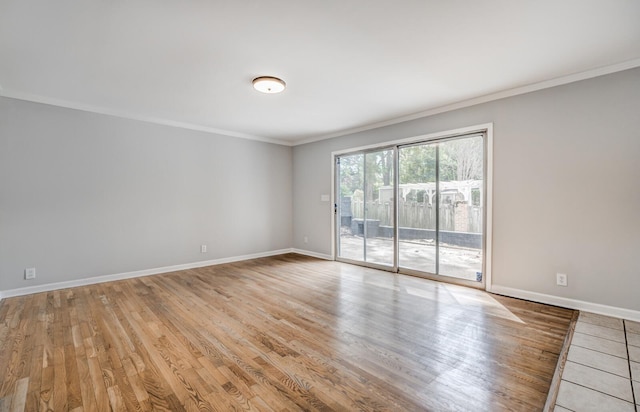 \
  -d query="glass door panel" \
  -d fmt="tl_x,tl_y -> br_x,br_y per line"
437,136 -> 484,281
363,150 -> 394,267
337,153 -> 364,262
336,149 -> 395,268
397,145 -> 437,274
